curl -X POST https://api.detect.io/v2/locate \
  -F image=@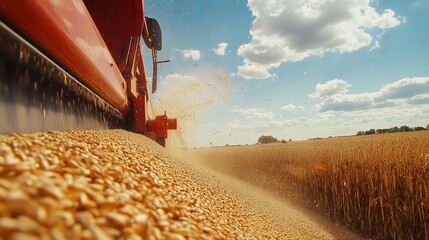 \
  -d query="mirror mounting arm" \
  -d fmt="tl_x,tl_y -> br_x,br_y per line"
151,49 -> 170,94
151,49 -> 158,94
